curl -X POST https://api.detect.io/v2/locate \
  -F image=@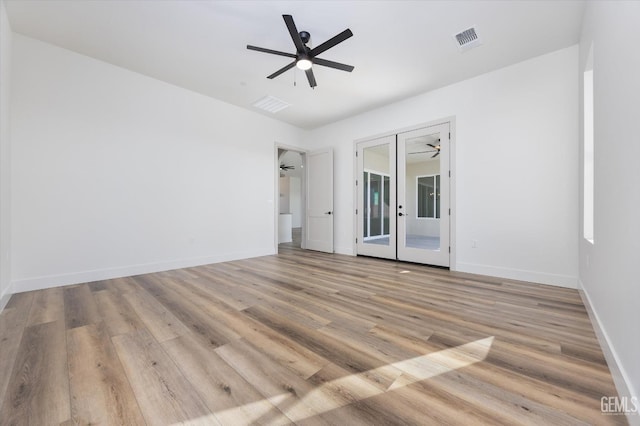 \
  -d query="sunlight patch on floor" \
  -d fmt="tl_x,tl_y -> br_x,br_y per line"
389,336 -> 494,390
174,336 -> 495,425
